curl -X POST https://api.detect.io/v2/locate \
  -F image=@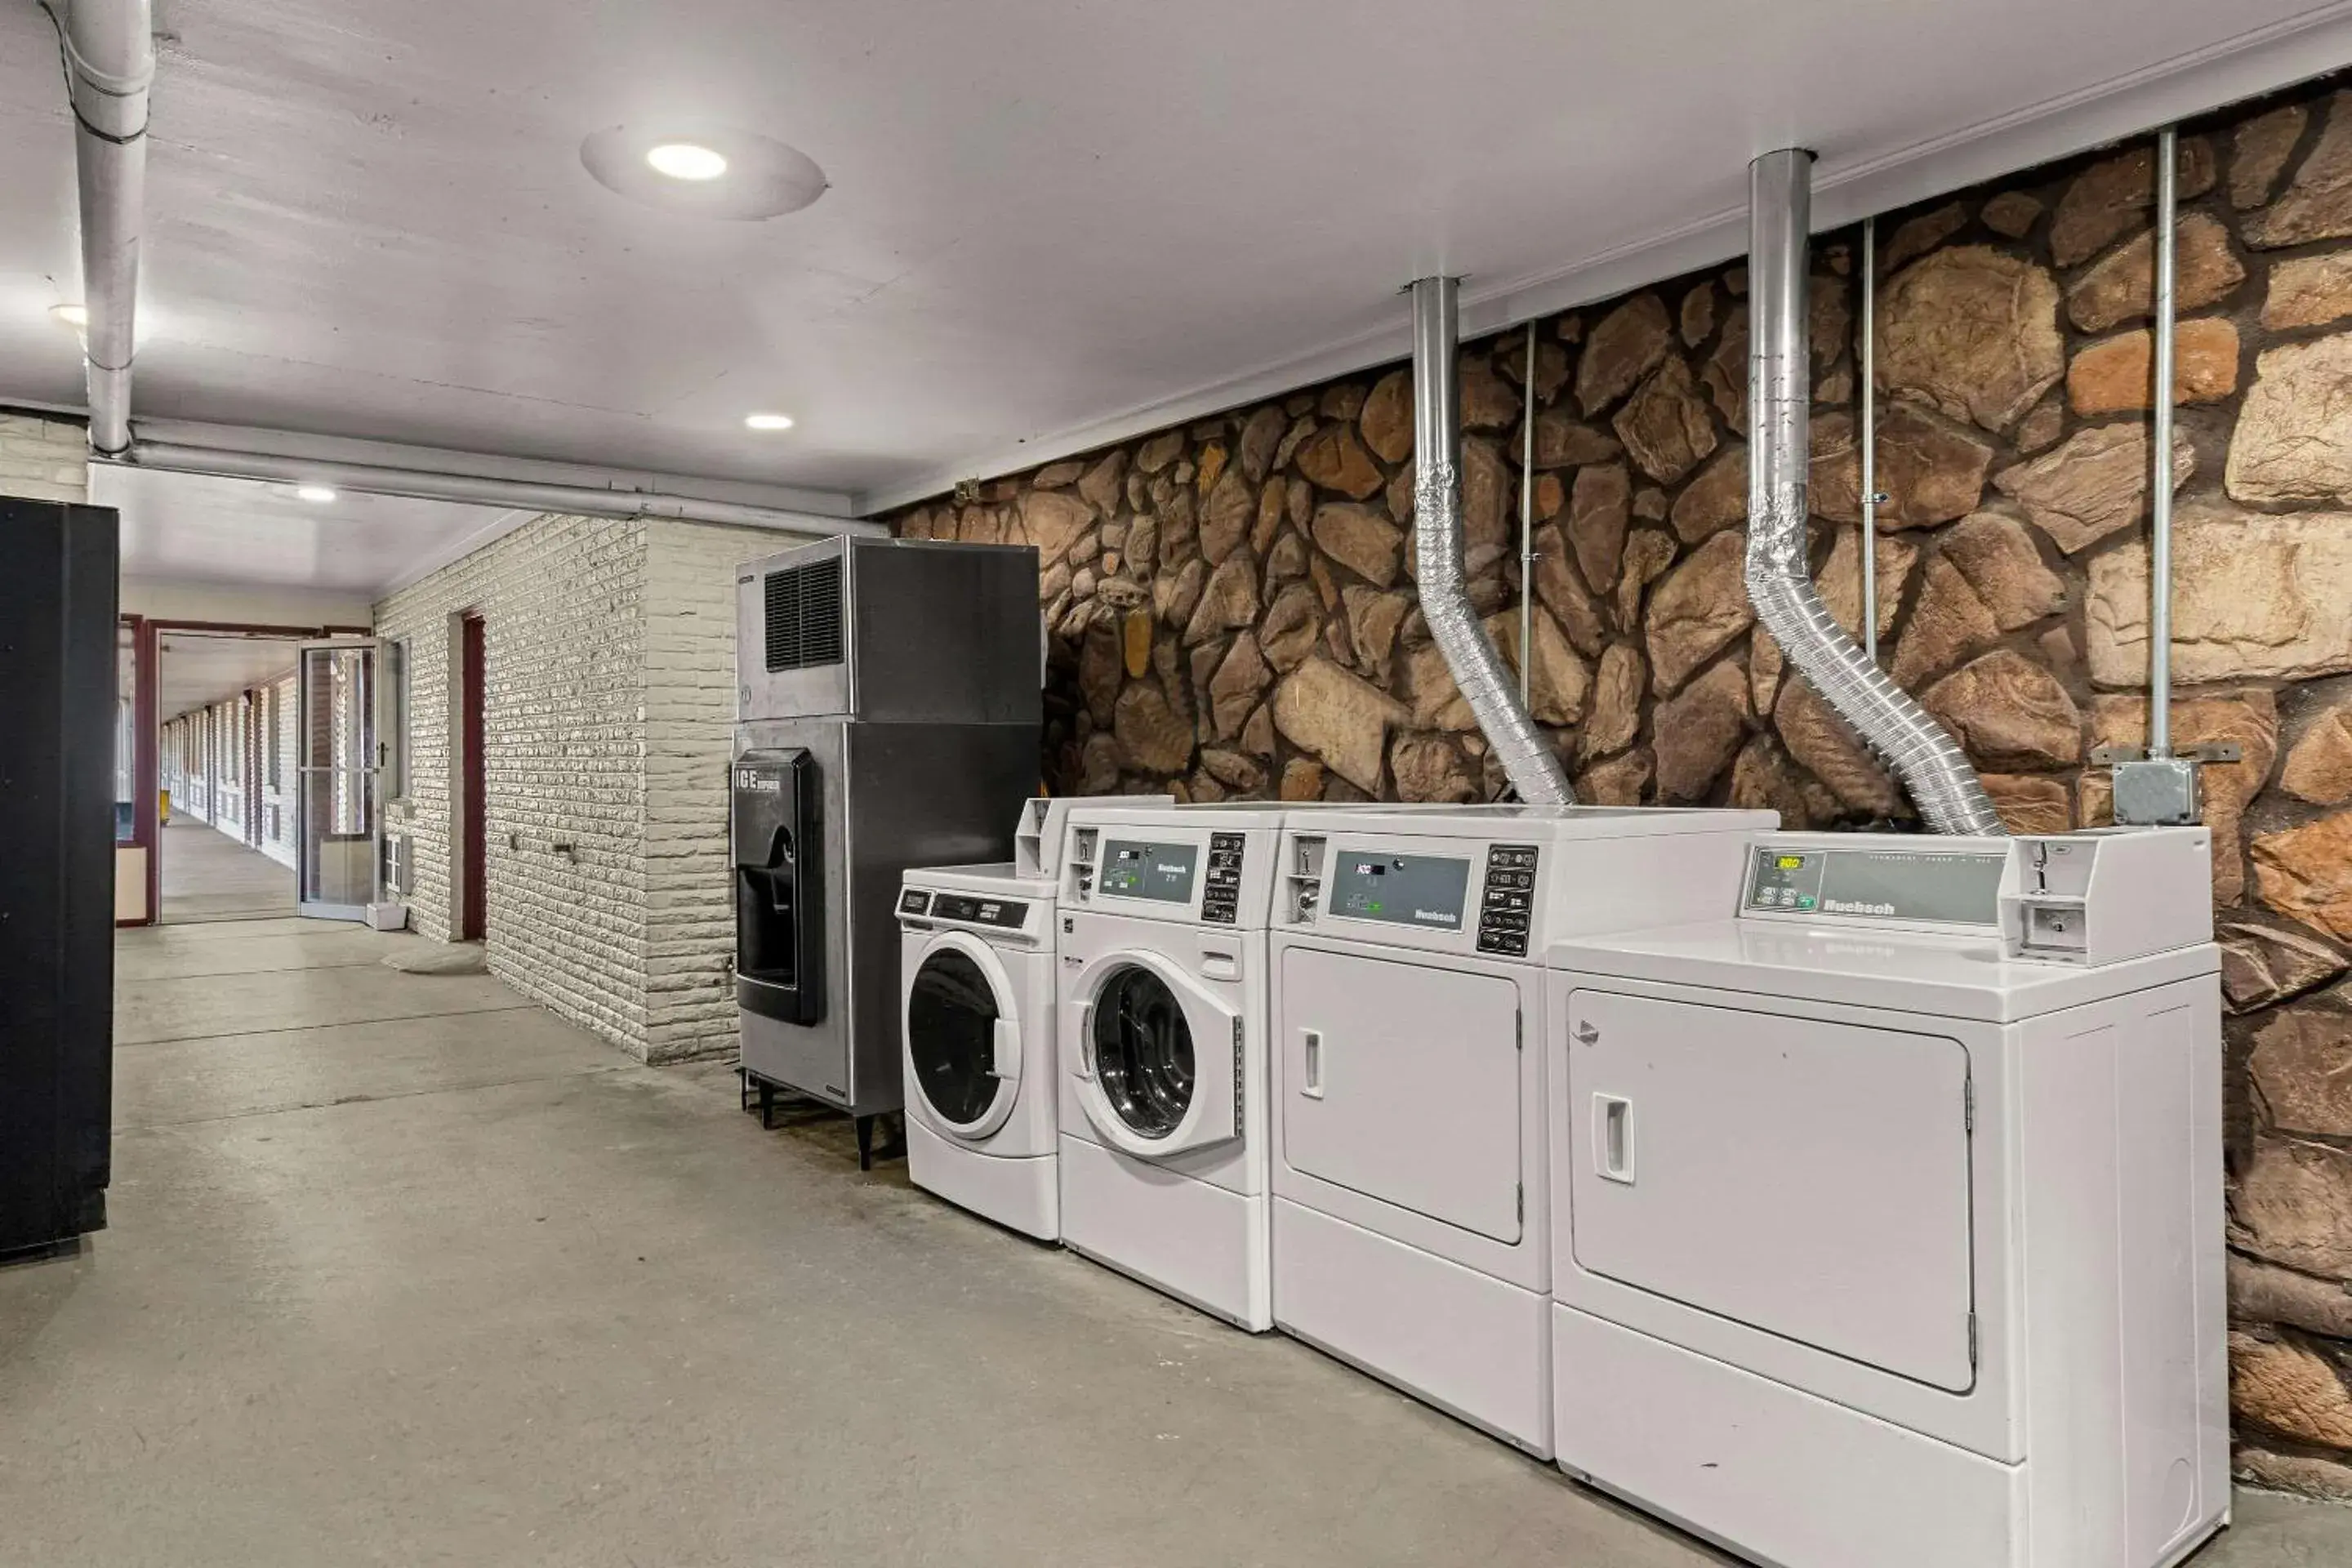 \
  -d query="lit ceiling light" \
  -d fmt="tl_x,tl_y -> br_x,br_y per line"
581,126 -> 825,220
50,303 -> 88,329
744,412 -> 795,431
295,484 -> 338,503
646,142 -> 728,181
